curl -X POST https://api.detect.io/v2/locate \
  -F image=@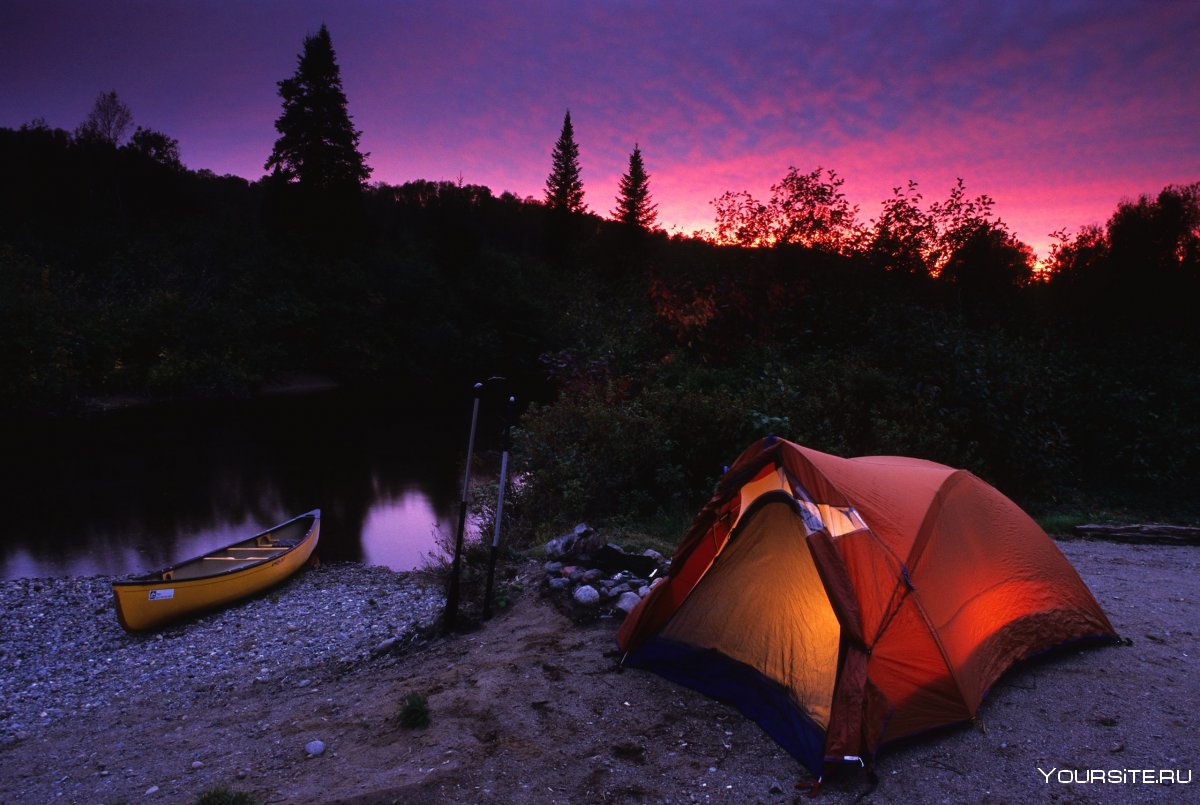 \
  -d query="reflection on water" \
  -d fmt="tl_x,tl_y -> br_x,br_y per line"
360,487 -> 451,571
0,392 -> 496,580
